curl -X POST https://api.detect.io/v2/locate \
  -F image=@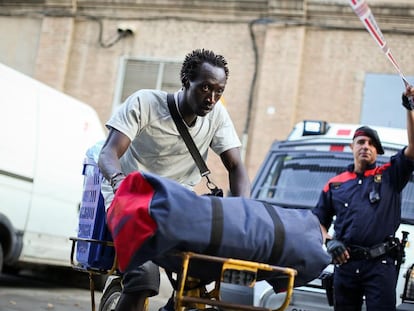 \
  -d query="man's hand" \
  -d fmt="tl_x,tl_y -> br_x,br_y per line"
326,239 -> 349,264
402,84 -> 414,111
110,172 -> 126,194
